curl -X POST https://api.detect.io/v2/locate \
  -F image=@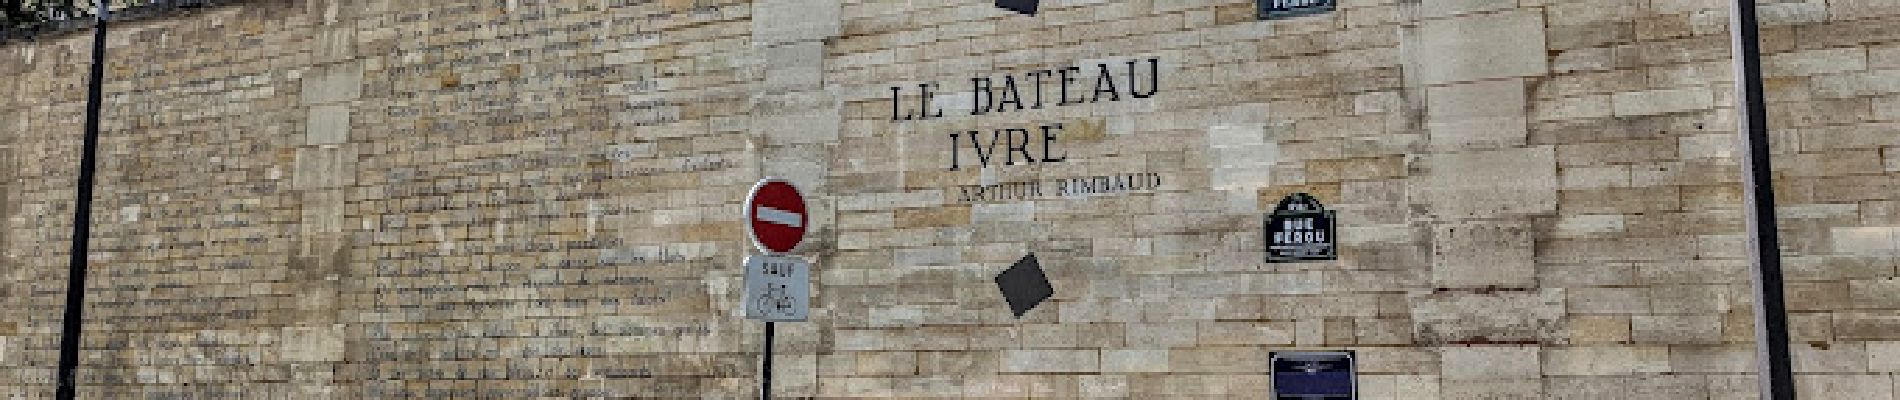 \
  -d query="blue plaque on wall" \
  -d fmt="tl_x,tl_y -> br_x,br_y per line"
1272,351 -> 1356,399
1265,193 -> 1337,263
1259,0 -> 1335,20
